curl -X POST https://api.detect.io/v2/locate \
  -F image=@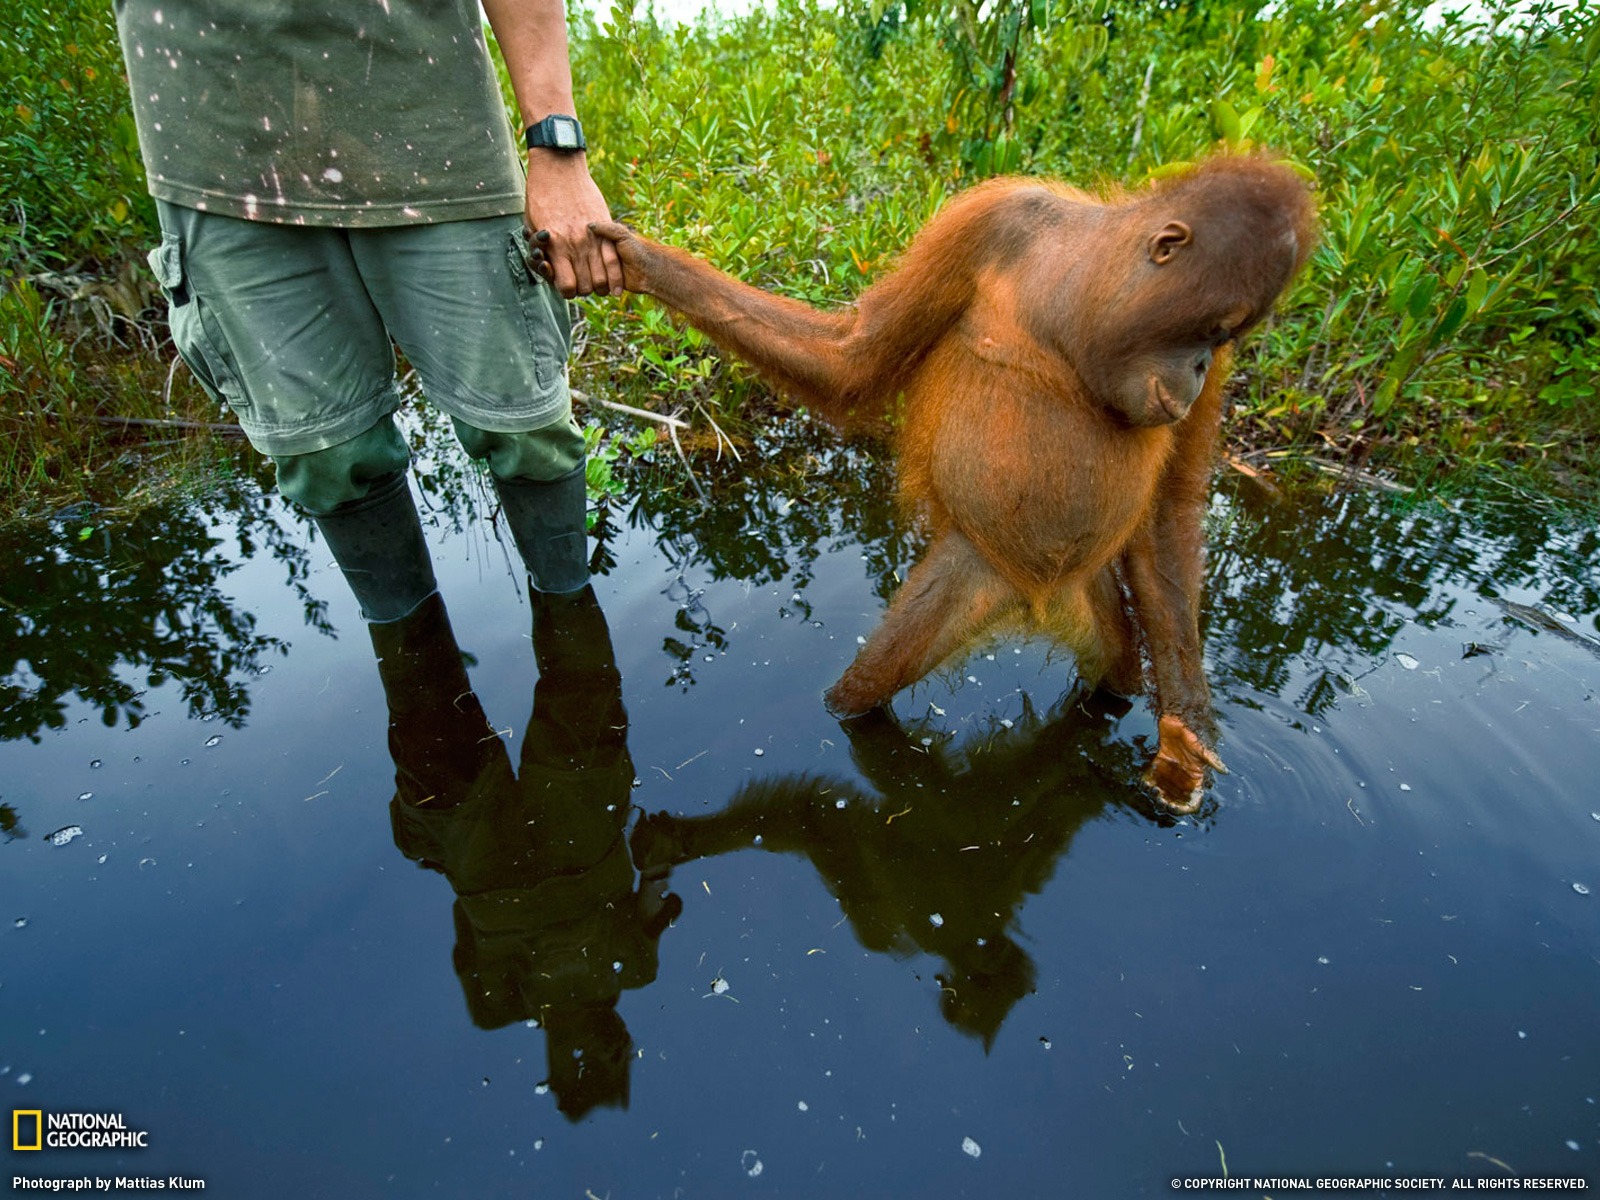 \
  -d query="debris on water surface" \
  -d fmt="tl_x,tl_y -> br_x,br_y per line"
534,1082 -> 549,1095
77,792 -> 93,802
753,748 -> 764,757
929,913 -> 944,927
741,1150 -> 763,1177
709,975 -> 731,995
89,759 -> 102,769
1317,956 -> 1331,965
1395,652 -> 1420,670
13,918 -> 27,929
961,1136 -> 982,1158
1399,783 -> 1412,792
46,826 -> 83,847
1575,883 -> 1591,896
204,735 -> 223,748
